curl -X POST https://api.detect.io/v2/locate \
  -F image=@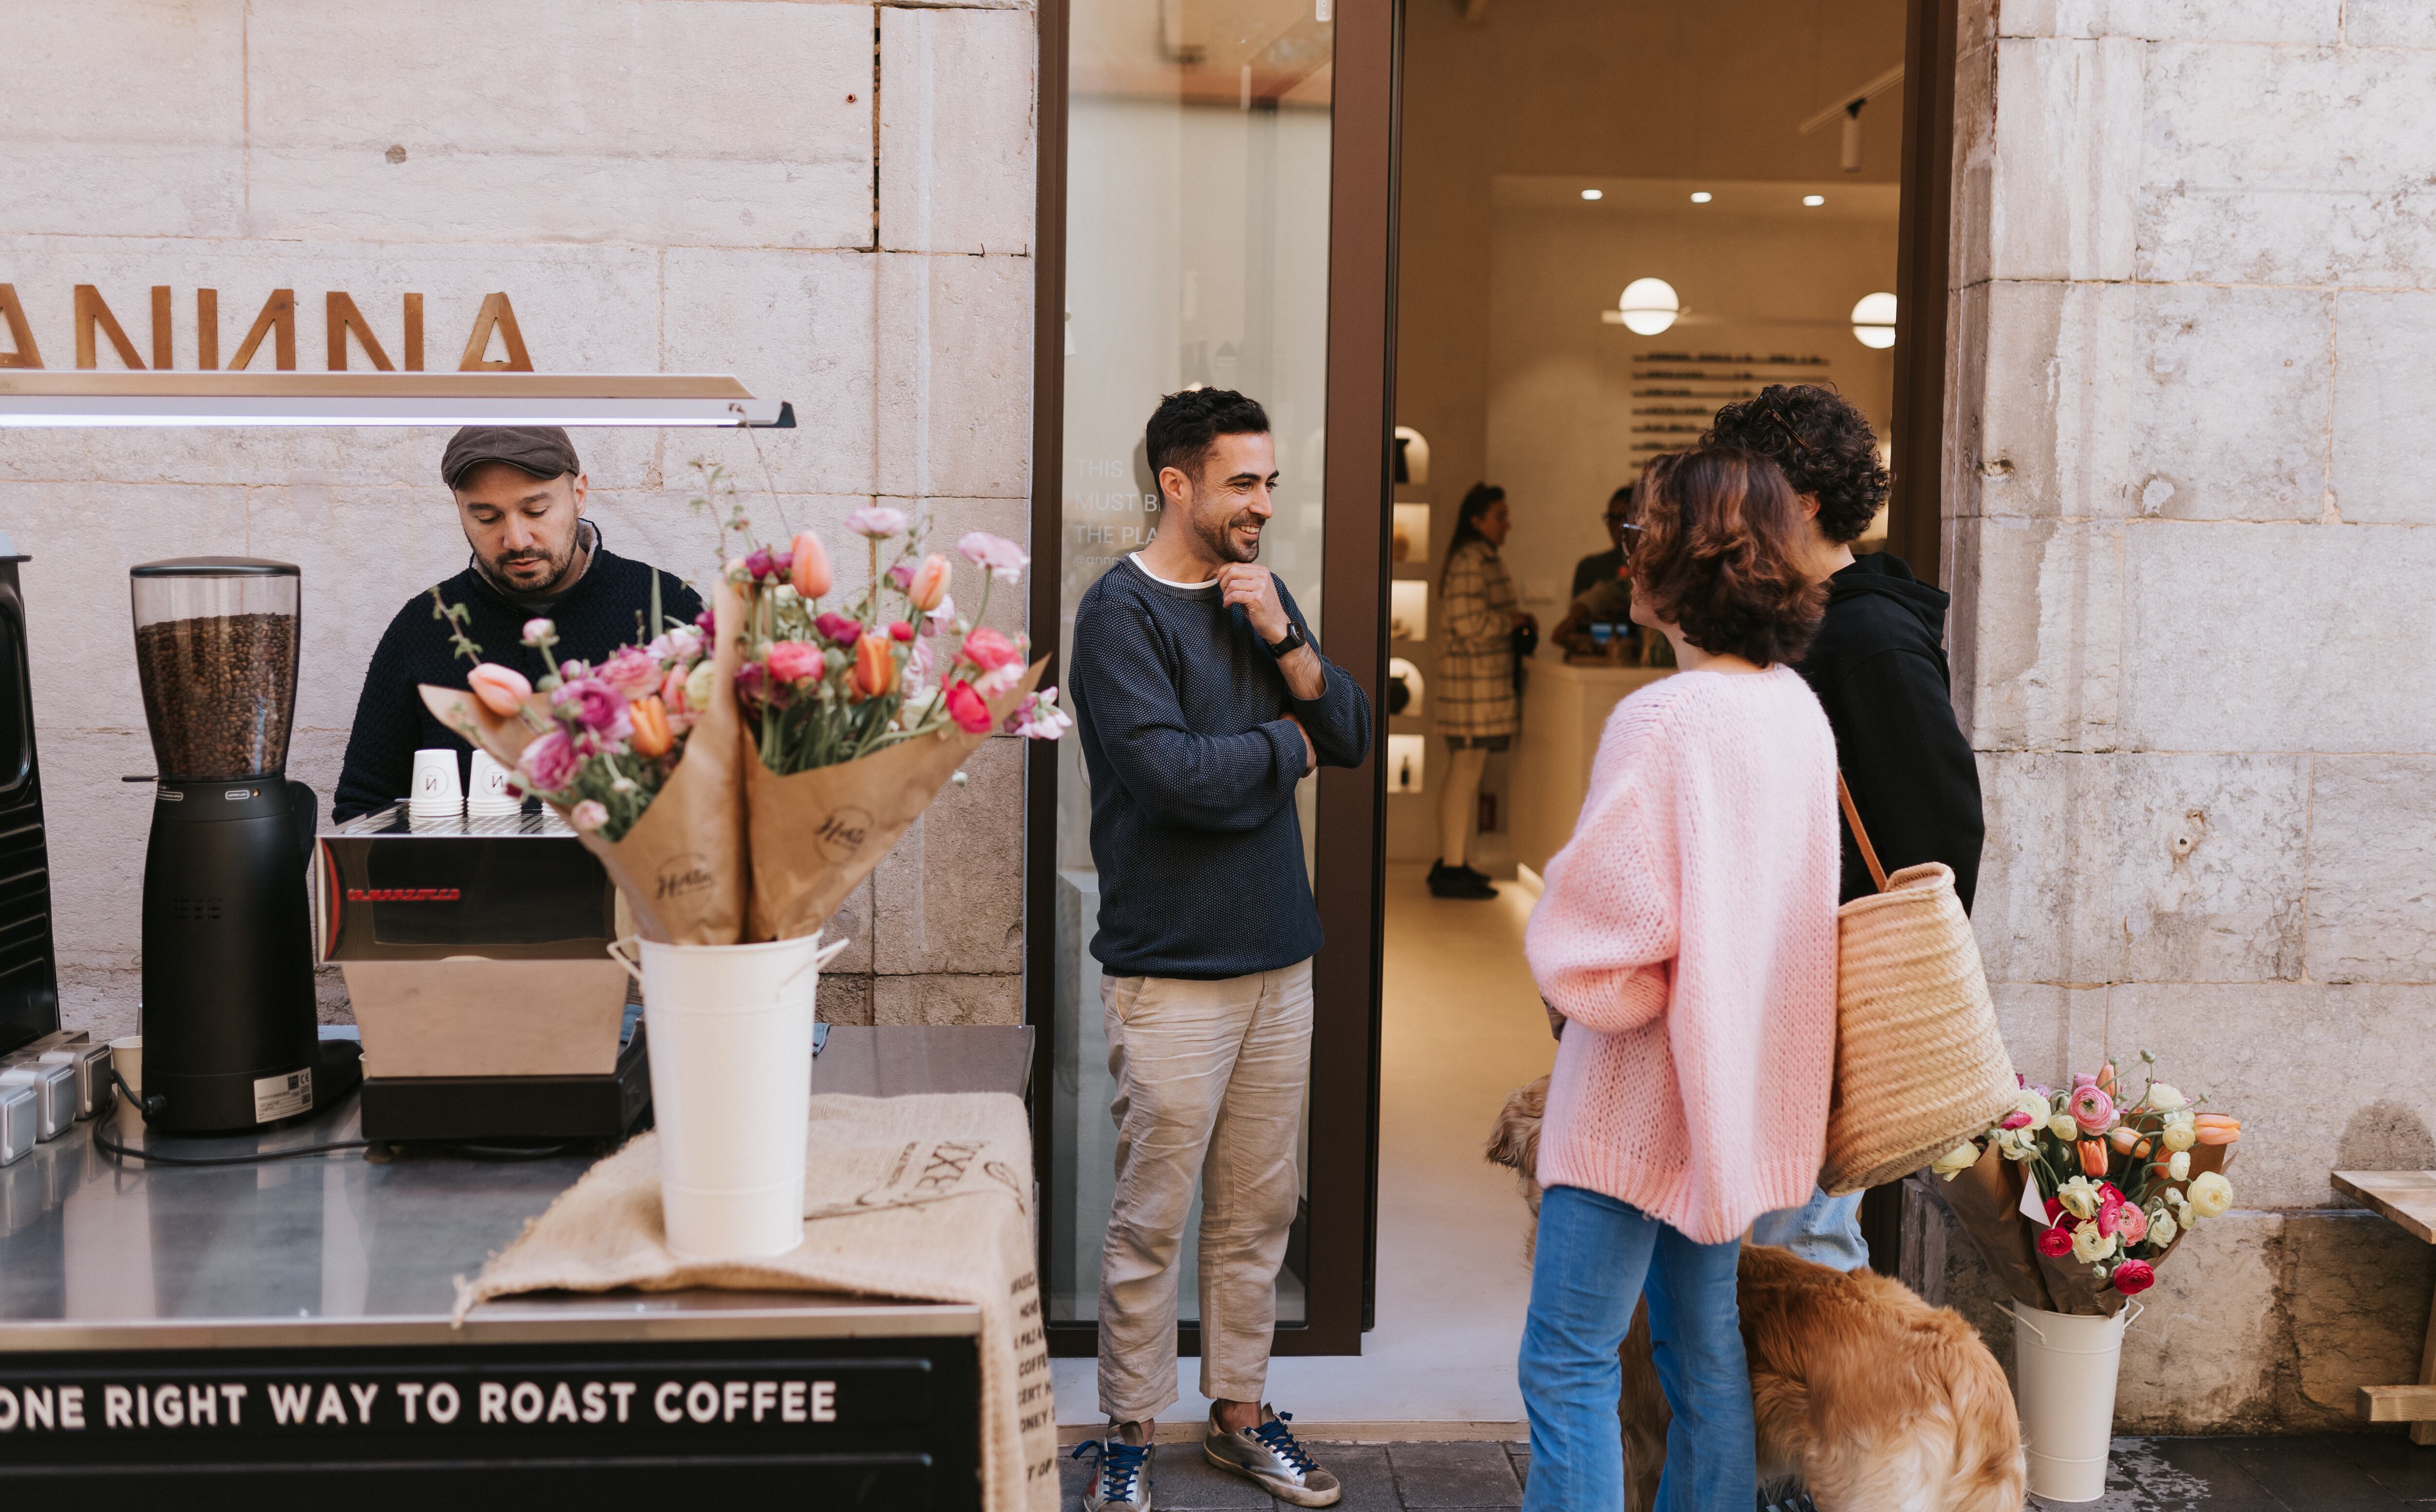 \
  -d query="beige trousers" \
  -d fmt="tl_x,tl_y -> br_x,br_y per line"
1096,958 -> 1313,1423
